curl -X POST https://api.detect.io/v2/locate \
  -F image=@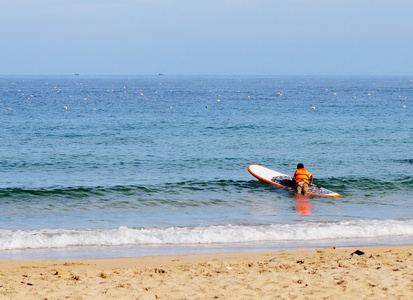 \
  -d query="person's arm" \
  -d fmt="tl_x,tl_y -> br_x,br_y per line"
309,174 -> 314,185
